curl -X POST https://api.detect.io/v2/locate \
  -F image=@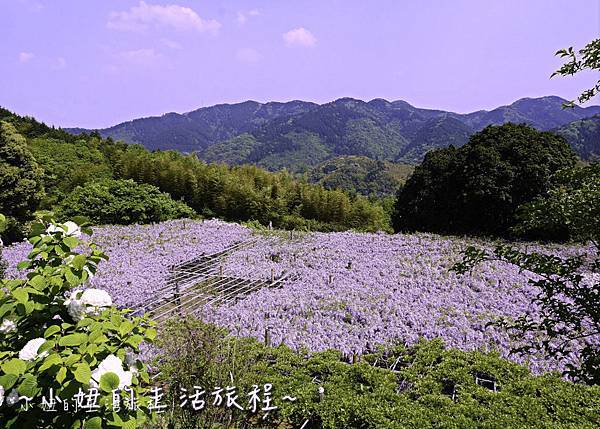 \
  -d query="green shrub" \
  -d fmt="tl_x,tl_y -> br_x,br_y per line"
152,319 -> 600,429
0,215 -> 157,428
56,179 -> 196,225
515,163 -> 600,242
